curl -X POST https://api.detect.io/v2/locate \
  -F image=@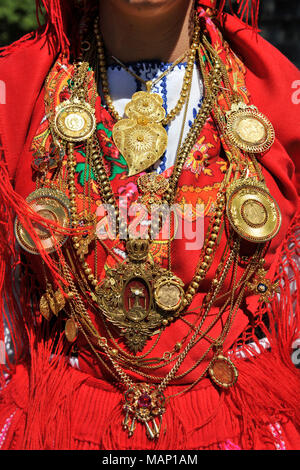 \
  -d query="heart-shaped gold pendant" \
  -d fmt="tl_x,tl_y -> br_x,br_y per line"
112,91 -> 168,176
